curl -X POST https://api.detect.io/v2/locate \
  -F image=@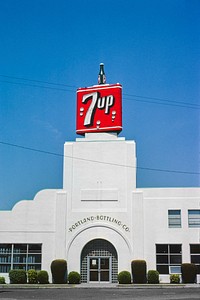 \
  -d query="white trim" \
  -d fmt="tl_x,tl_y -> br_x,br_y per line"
77,126 -> 122,133
77,84 -> 122,93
